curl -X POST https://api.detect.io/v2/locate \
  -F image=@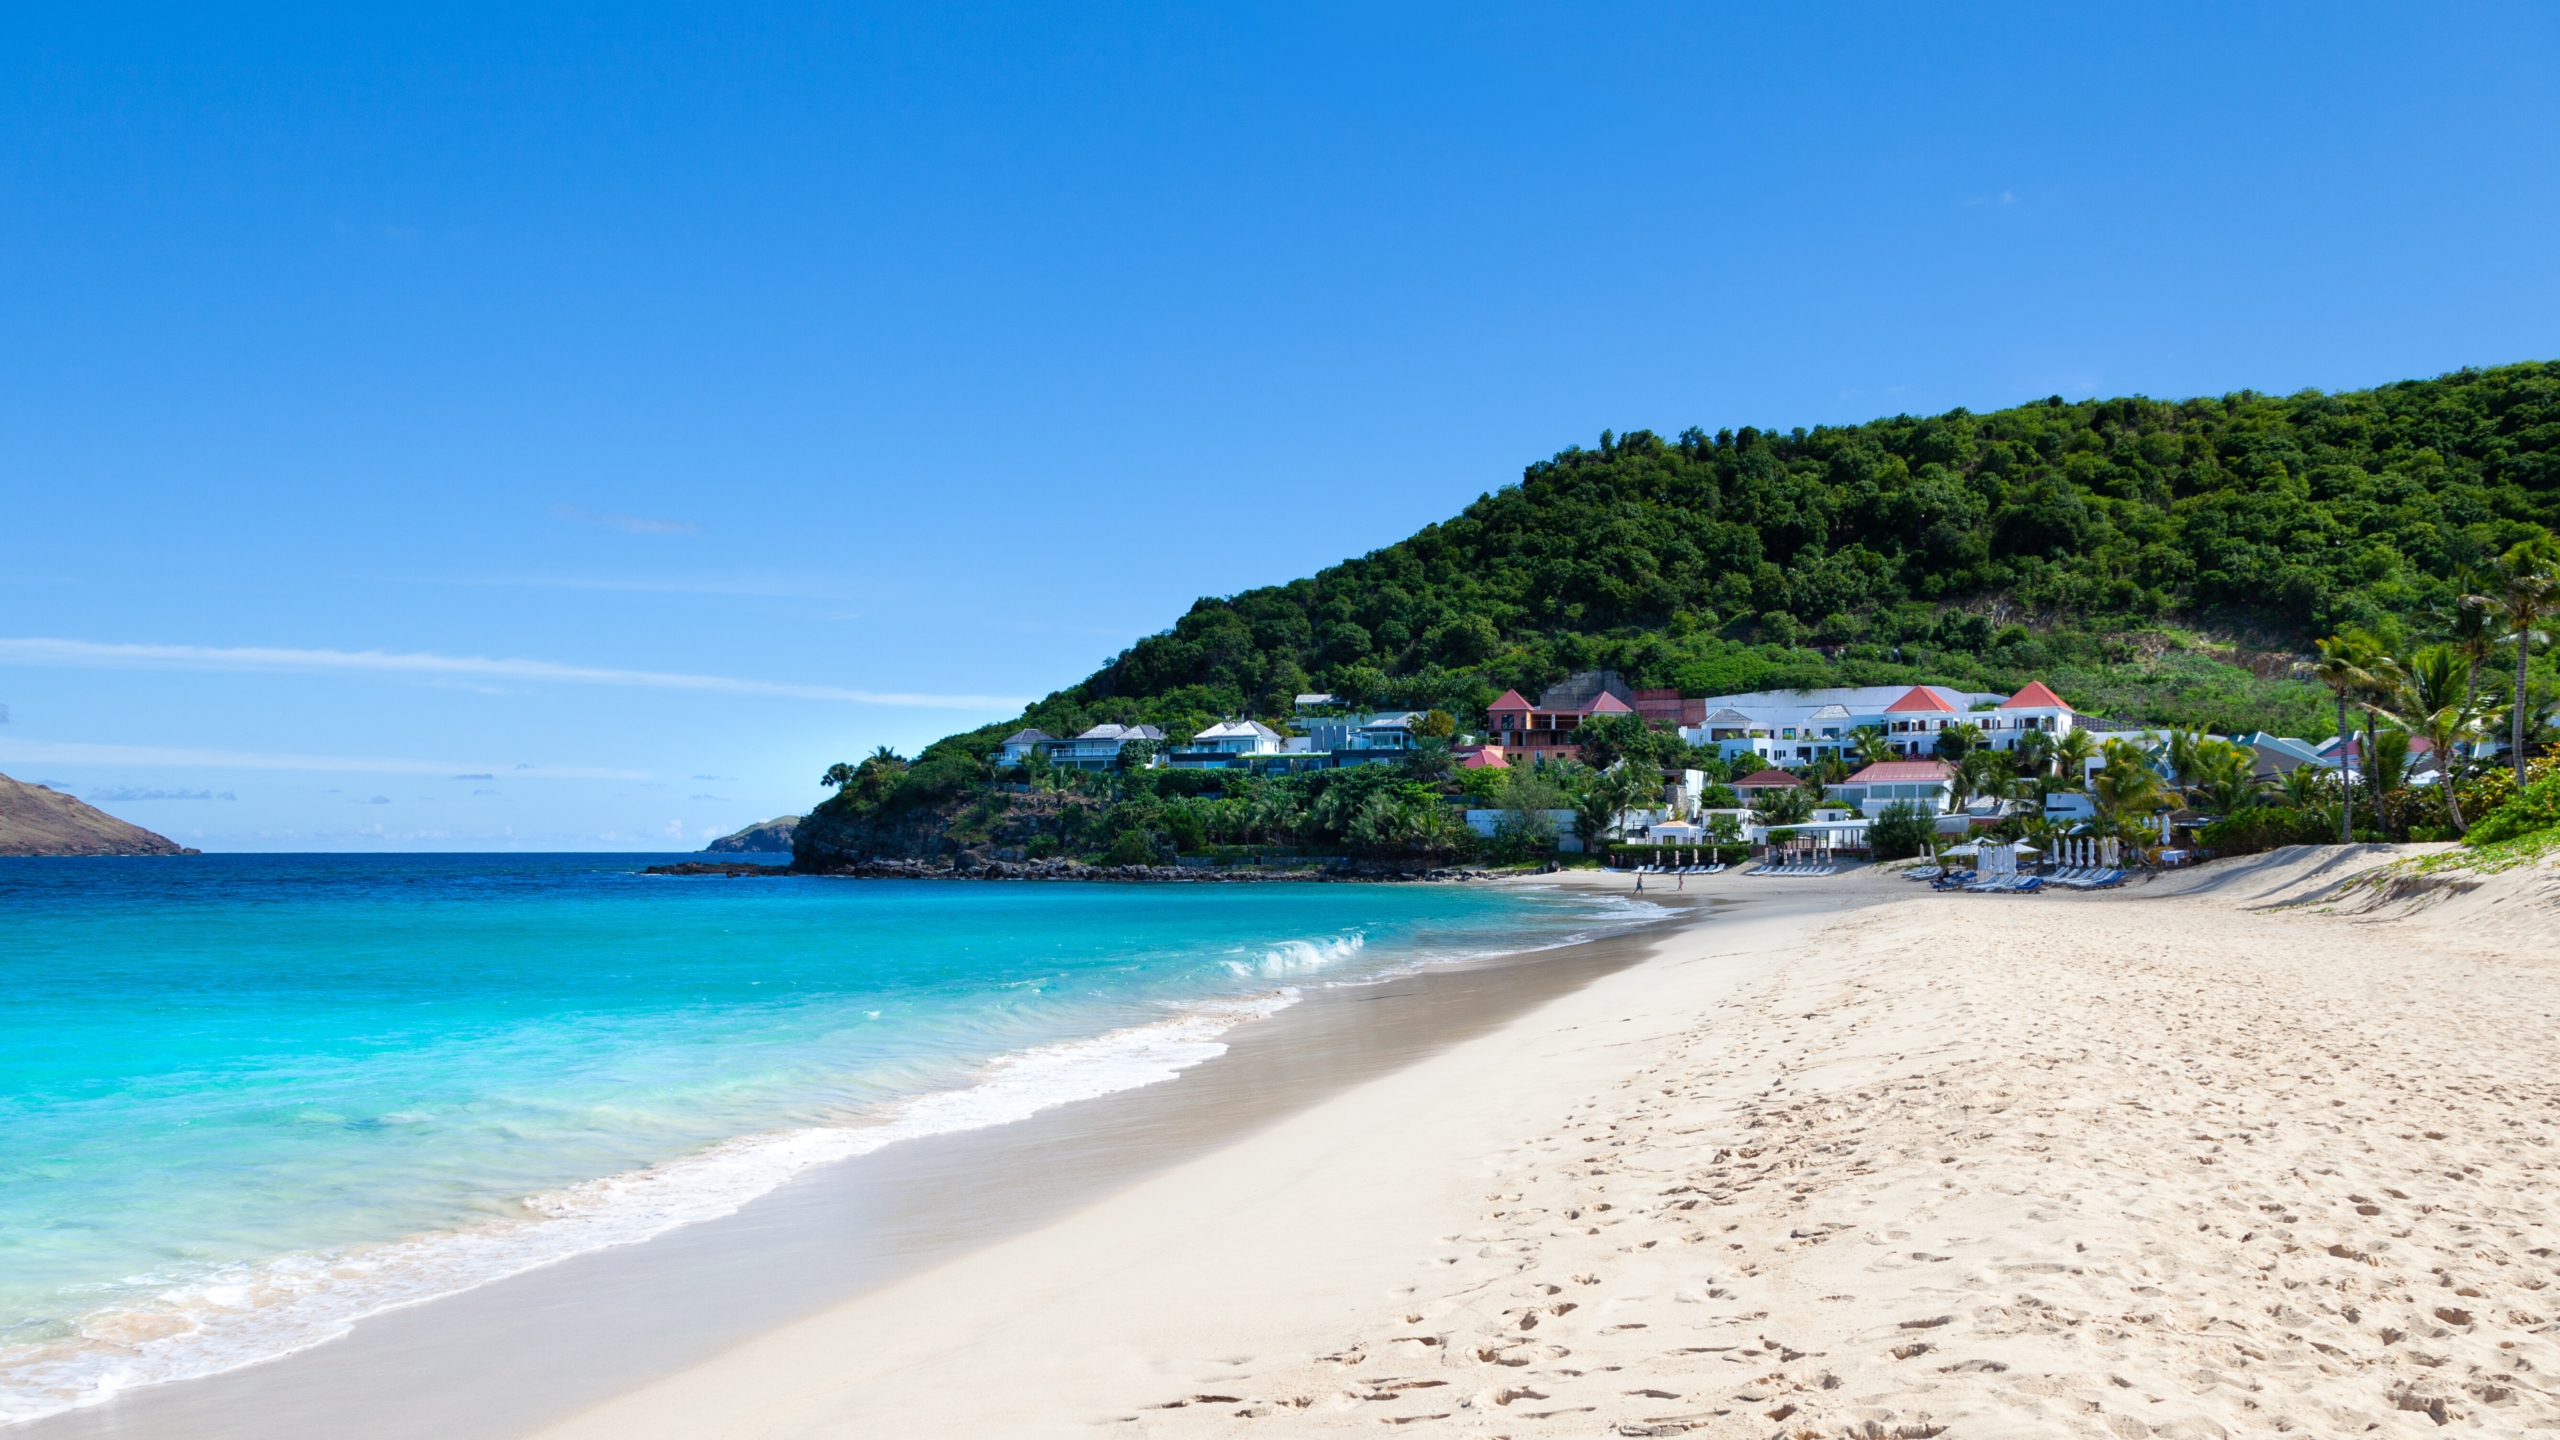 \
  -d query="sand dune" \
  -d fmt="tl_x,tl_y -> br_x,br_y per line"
536,850 -> 2560,1439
